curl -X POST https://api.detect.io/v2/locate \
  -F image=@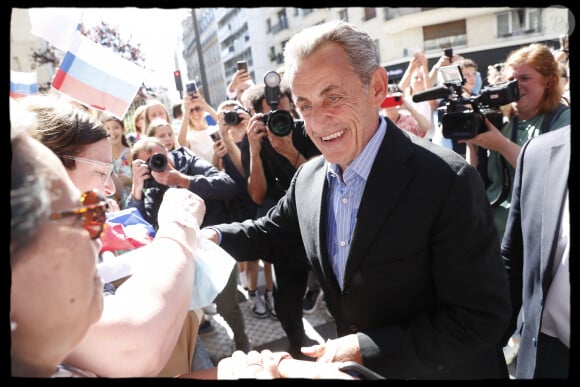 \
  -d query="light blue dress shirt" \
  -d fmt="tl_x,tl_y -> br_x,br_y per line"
325,117 -> 387,289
